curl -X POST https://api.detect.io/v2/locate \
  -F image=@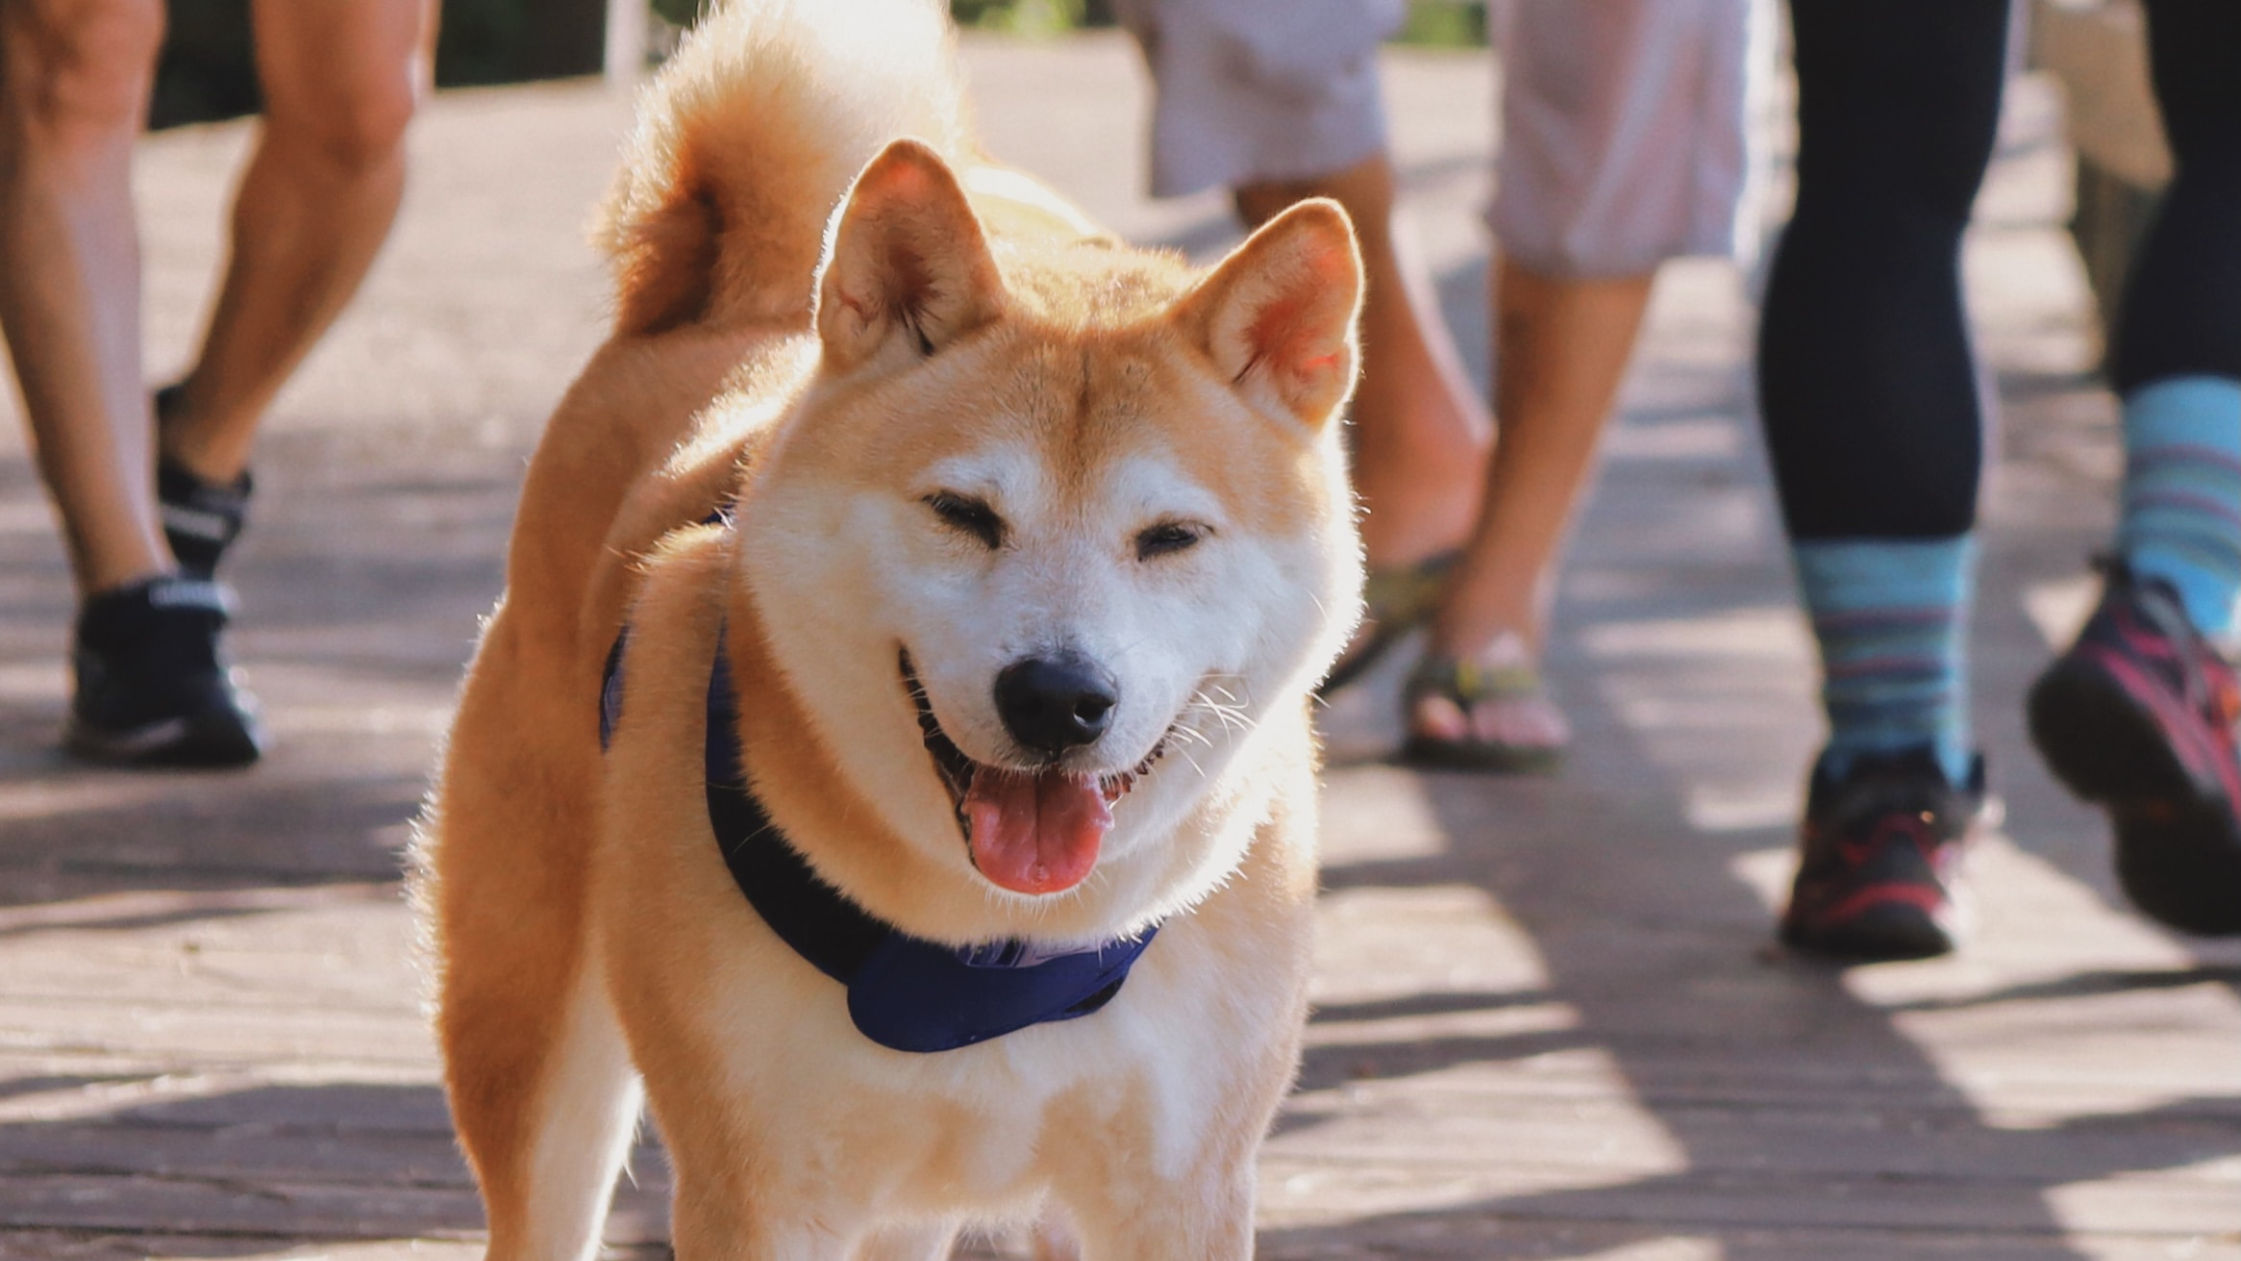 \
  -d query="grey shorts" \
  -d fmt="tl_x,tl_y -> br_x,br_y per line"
1120,0 -> 1764,276
1112,0 -> 1404,198
1489,0 -> 1764,276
